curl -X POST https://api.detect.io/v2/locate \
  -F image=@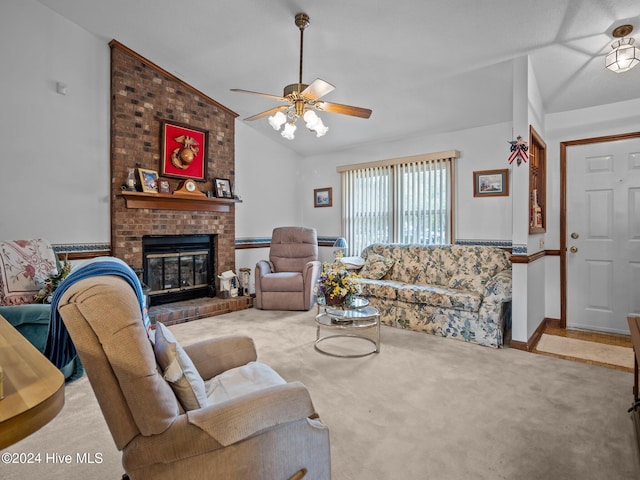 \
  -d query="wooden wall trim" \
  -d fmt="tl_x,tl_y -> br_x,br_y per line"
545,317 -> 562,329
510,250 -> 545,264
510,317 -> 547,352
